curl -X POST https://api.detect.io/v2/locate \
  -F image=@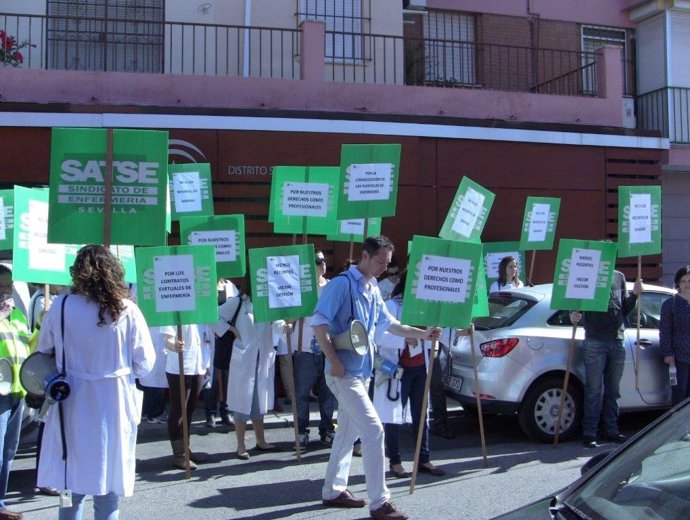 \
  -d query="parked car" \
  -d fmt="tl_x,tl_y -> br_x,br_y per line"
442,283 -> 674,443
492,398 -> 690,519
